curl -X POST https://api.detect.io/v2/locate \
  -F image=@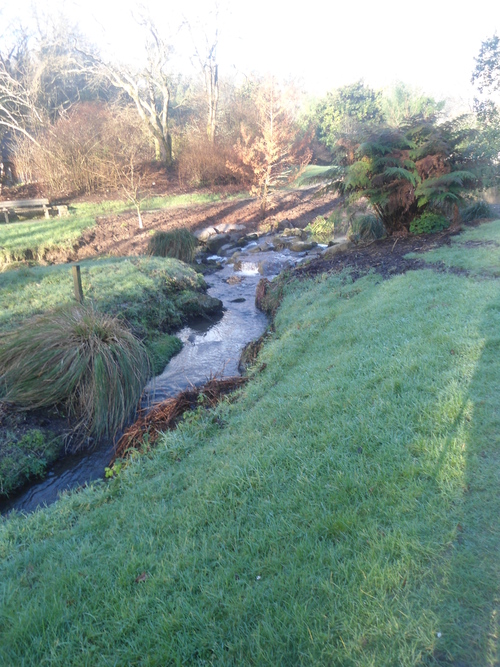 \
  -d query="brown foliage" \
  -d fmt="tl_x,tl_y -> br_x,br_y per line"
16,102 -> 154,197
415,154 -> 450,181
227,78 -> 311,214
176,134 -> 242,187
112,376 -> 248,461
